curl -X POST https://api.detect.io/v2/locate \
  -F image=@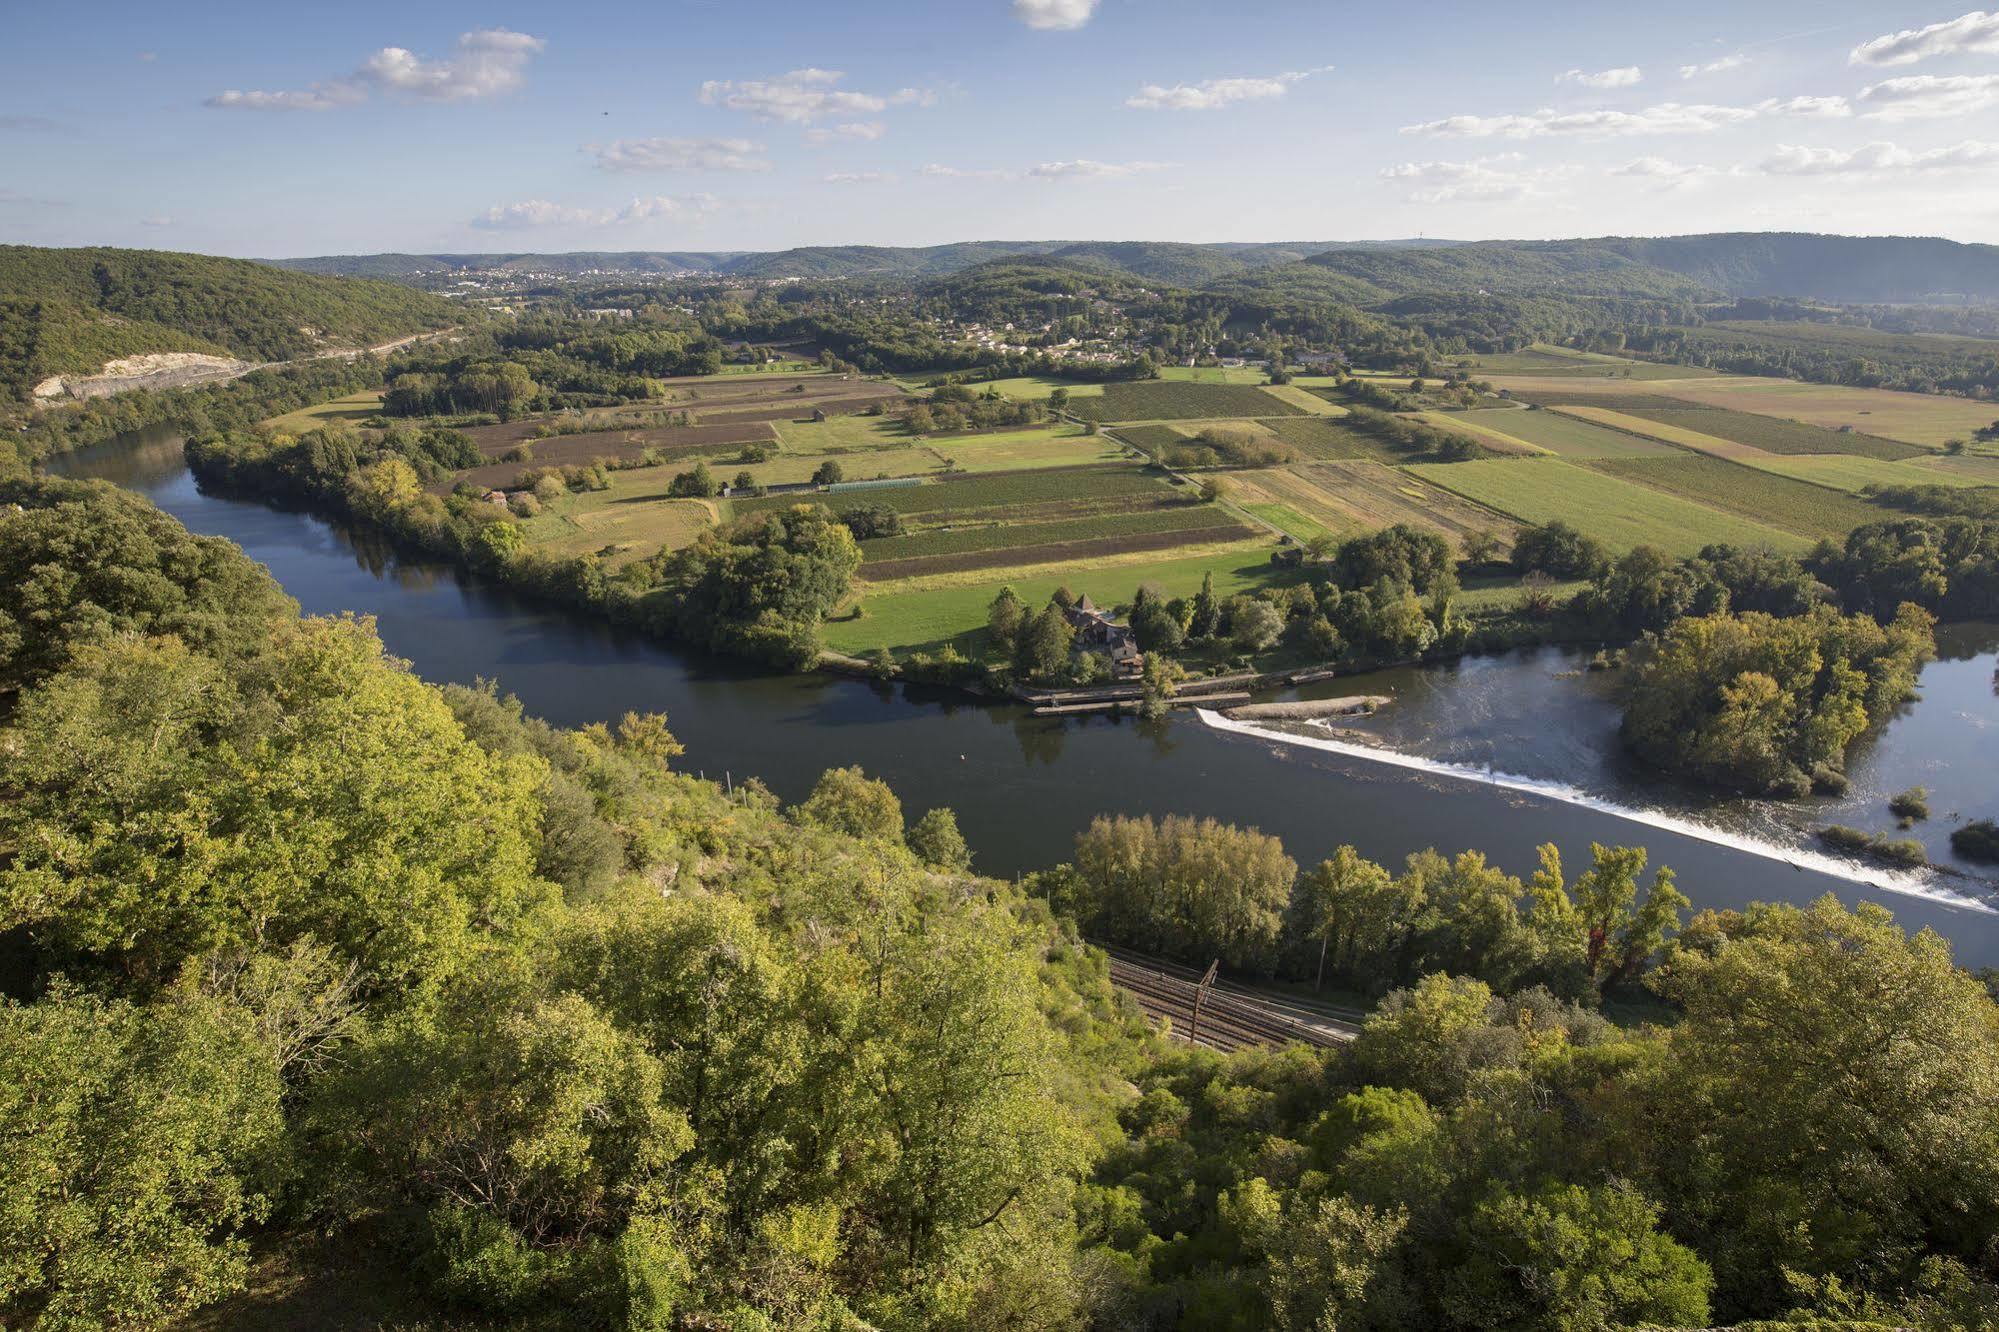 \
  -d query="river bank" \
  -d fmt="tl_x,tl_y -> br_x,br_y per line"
46,427 -> 1999,966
